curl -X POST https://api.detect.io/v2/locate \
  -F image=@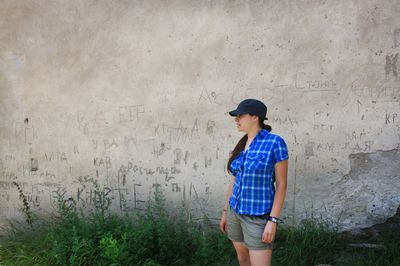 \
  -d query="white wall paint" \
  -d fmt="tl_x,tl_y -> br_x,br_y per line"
1,0 -> 399,231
